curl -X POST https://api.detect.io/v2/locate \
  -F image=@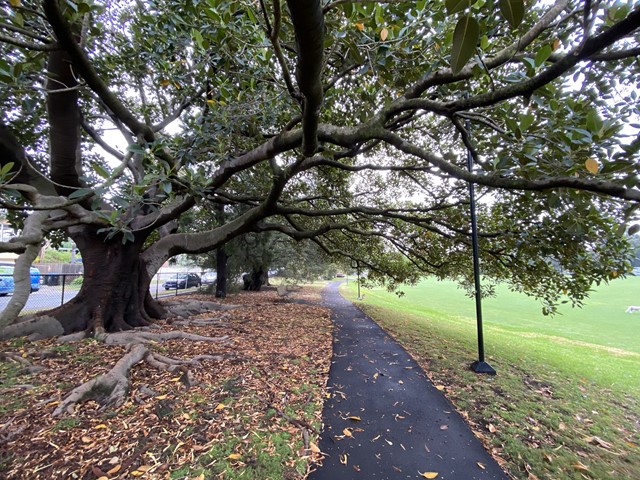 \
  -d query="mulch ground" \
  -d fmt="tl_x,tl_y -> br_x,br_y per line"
0,287 -> 332,479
